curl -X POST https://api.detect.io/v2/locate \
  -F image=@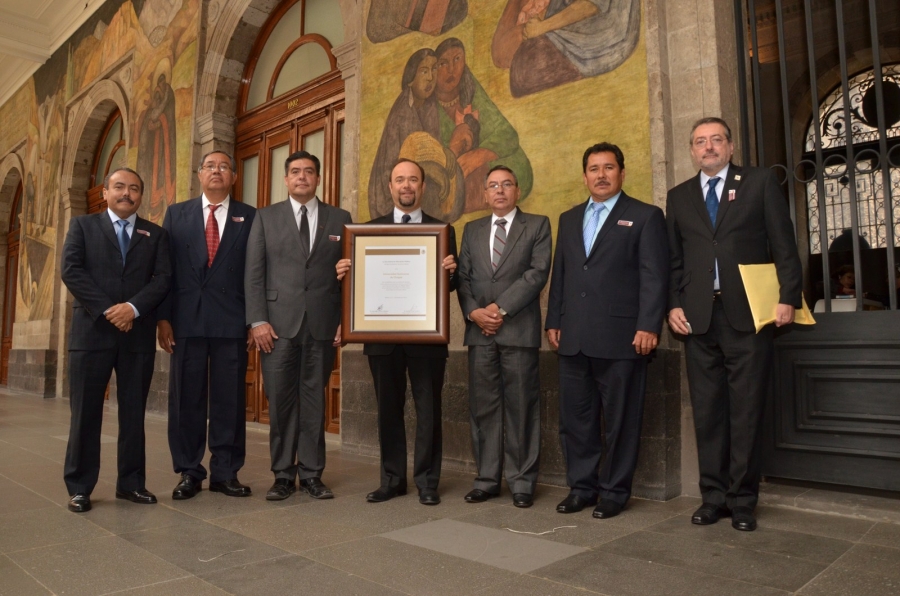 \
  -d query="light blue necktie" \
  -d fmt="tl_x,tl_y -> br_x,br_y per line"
116,220 -> 130,264
706,177 -> 720,228
583,202 -> 605,255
